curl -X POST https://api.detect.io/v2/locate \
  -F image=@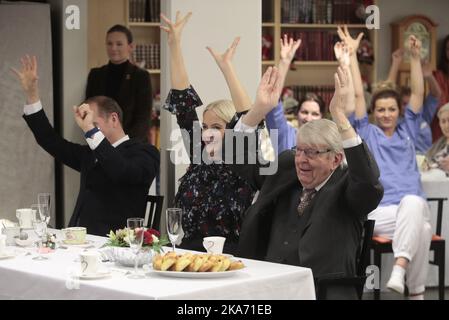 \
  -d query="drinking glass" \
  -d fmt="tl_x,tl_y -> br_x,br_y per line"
126,217 -> 144,279
37,193 -> 51,225
33,215 -> 48,261
166,208 -> 182,252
